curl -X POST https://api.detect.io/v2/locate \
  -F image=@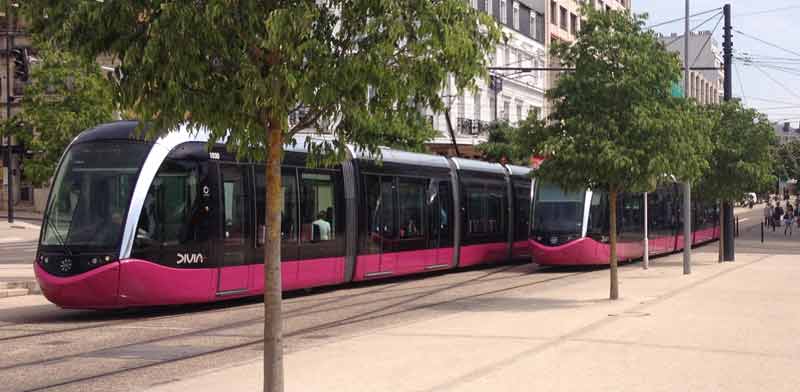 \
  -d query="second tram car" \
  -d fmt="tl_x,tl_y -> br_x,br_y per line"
529,183 -> 720,265
34,122 -> 533,309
